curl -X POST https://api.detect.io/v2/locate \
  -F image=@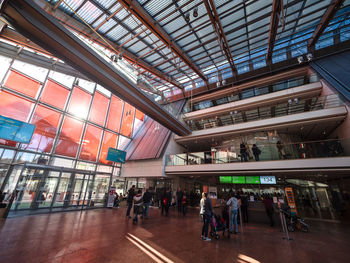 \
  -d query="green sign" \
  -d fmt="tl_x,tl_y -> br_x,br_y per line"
219,176 -> 232,184
106,147 -> 126,163
246,176 -> 260,184
232,176 -> 246,184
